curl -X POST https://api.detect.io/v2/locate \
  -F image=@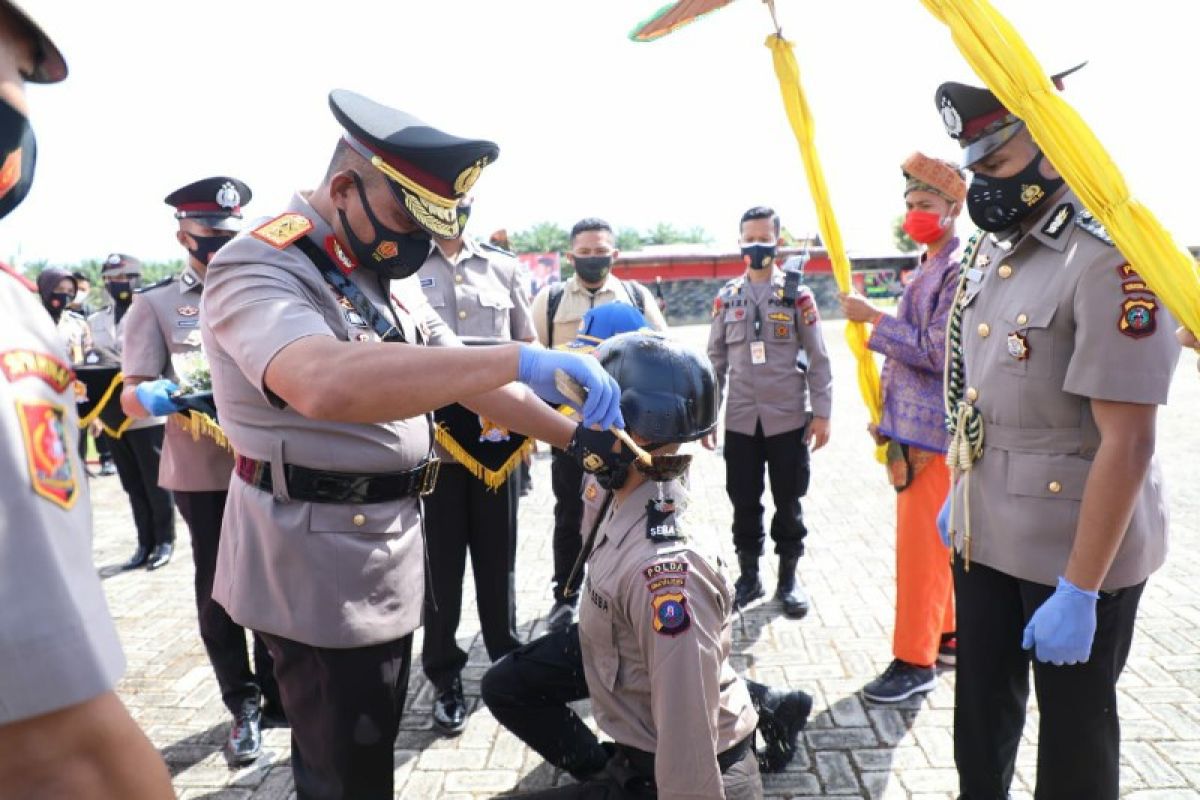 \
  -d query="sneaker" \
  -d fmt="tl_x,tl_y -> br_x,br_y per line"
862,660 -> 937,704
938,634 -> 957,667
546,600 -> 577,634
